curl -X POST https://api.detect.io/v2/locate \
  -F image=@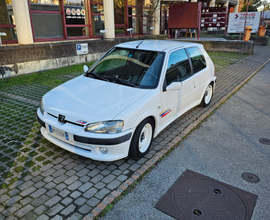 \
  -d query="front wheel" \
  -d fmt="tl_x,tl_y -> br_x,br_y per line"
201,83 -> 213,107
129,118 -> 154,159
